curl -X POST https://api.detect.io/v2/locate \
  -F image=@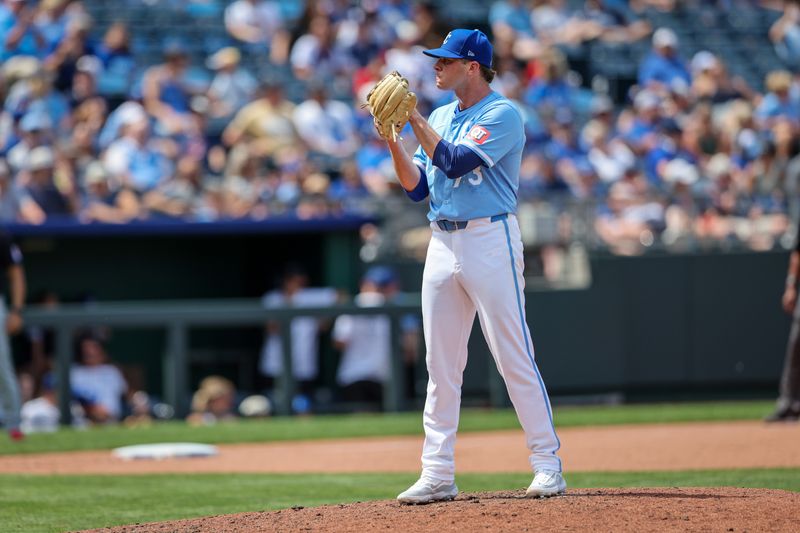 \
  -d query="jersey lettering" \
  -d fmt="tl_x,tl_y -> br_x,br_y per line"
469,166 -> 483,186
